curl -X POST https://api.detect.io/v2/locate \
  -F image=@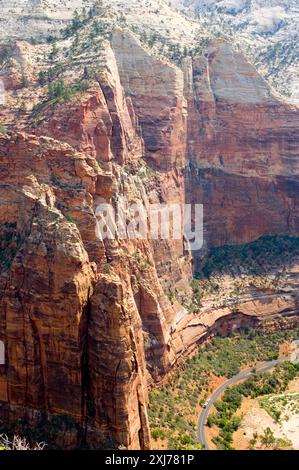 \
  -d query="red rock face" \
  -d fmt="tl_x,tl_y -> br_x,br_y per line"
0,132 -> 161,449
183,43 -> 299,253
0,134 -> 96,447
0,34 -> 299,449
0,47 -> 188,446
112,30 -> 188,173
